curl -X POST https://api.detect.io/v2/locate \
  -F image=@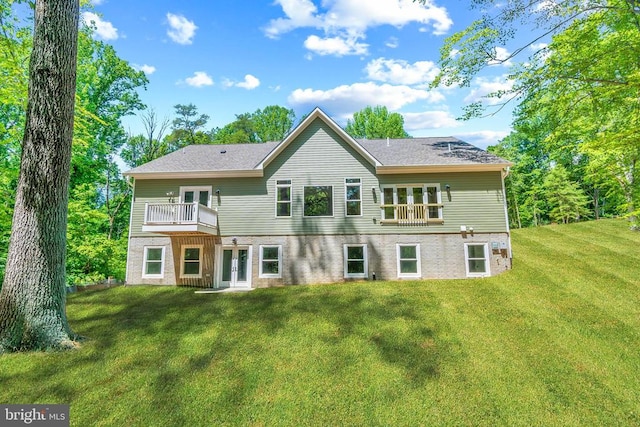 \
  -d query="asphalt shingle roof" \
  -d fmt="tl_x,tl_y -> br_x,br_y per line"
357,137 -> 508,166
125,141 -> 280,175
124,137 -> 508,176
